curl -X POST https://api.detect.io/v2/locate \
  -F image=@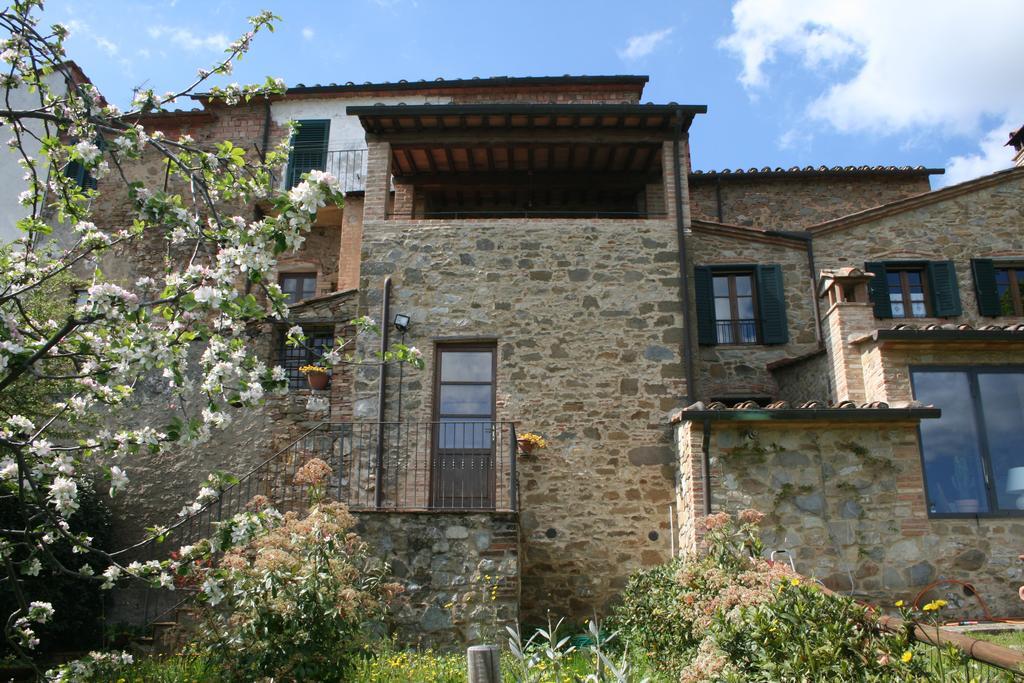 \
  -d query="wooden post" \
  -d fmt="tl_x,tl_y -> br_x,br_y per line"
467,645 -> 501,683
